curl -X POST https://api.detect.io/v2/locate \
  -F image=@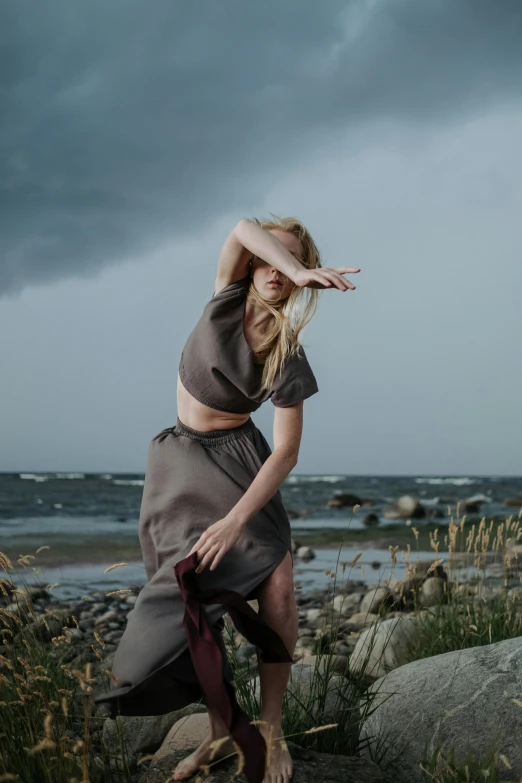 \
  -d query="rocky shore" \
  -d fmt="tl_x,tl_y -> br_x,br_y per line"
2,535 -> 522,781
